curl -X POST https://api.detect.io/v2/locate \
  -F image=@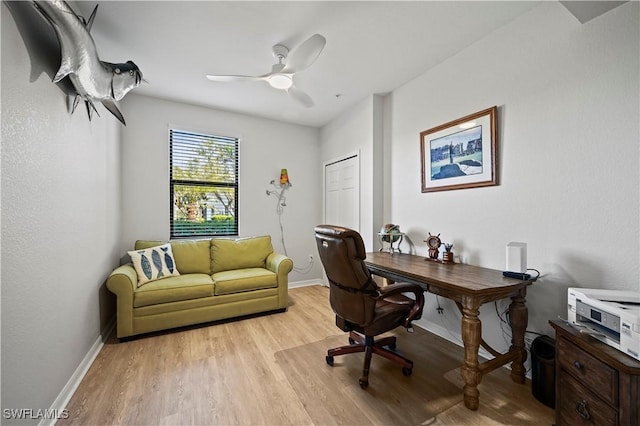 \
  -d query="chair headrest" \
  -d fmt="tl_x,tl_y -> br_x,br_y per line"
314,225 -> 366,259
